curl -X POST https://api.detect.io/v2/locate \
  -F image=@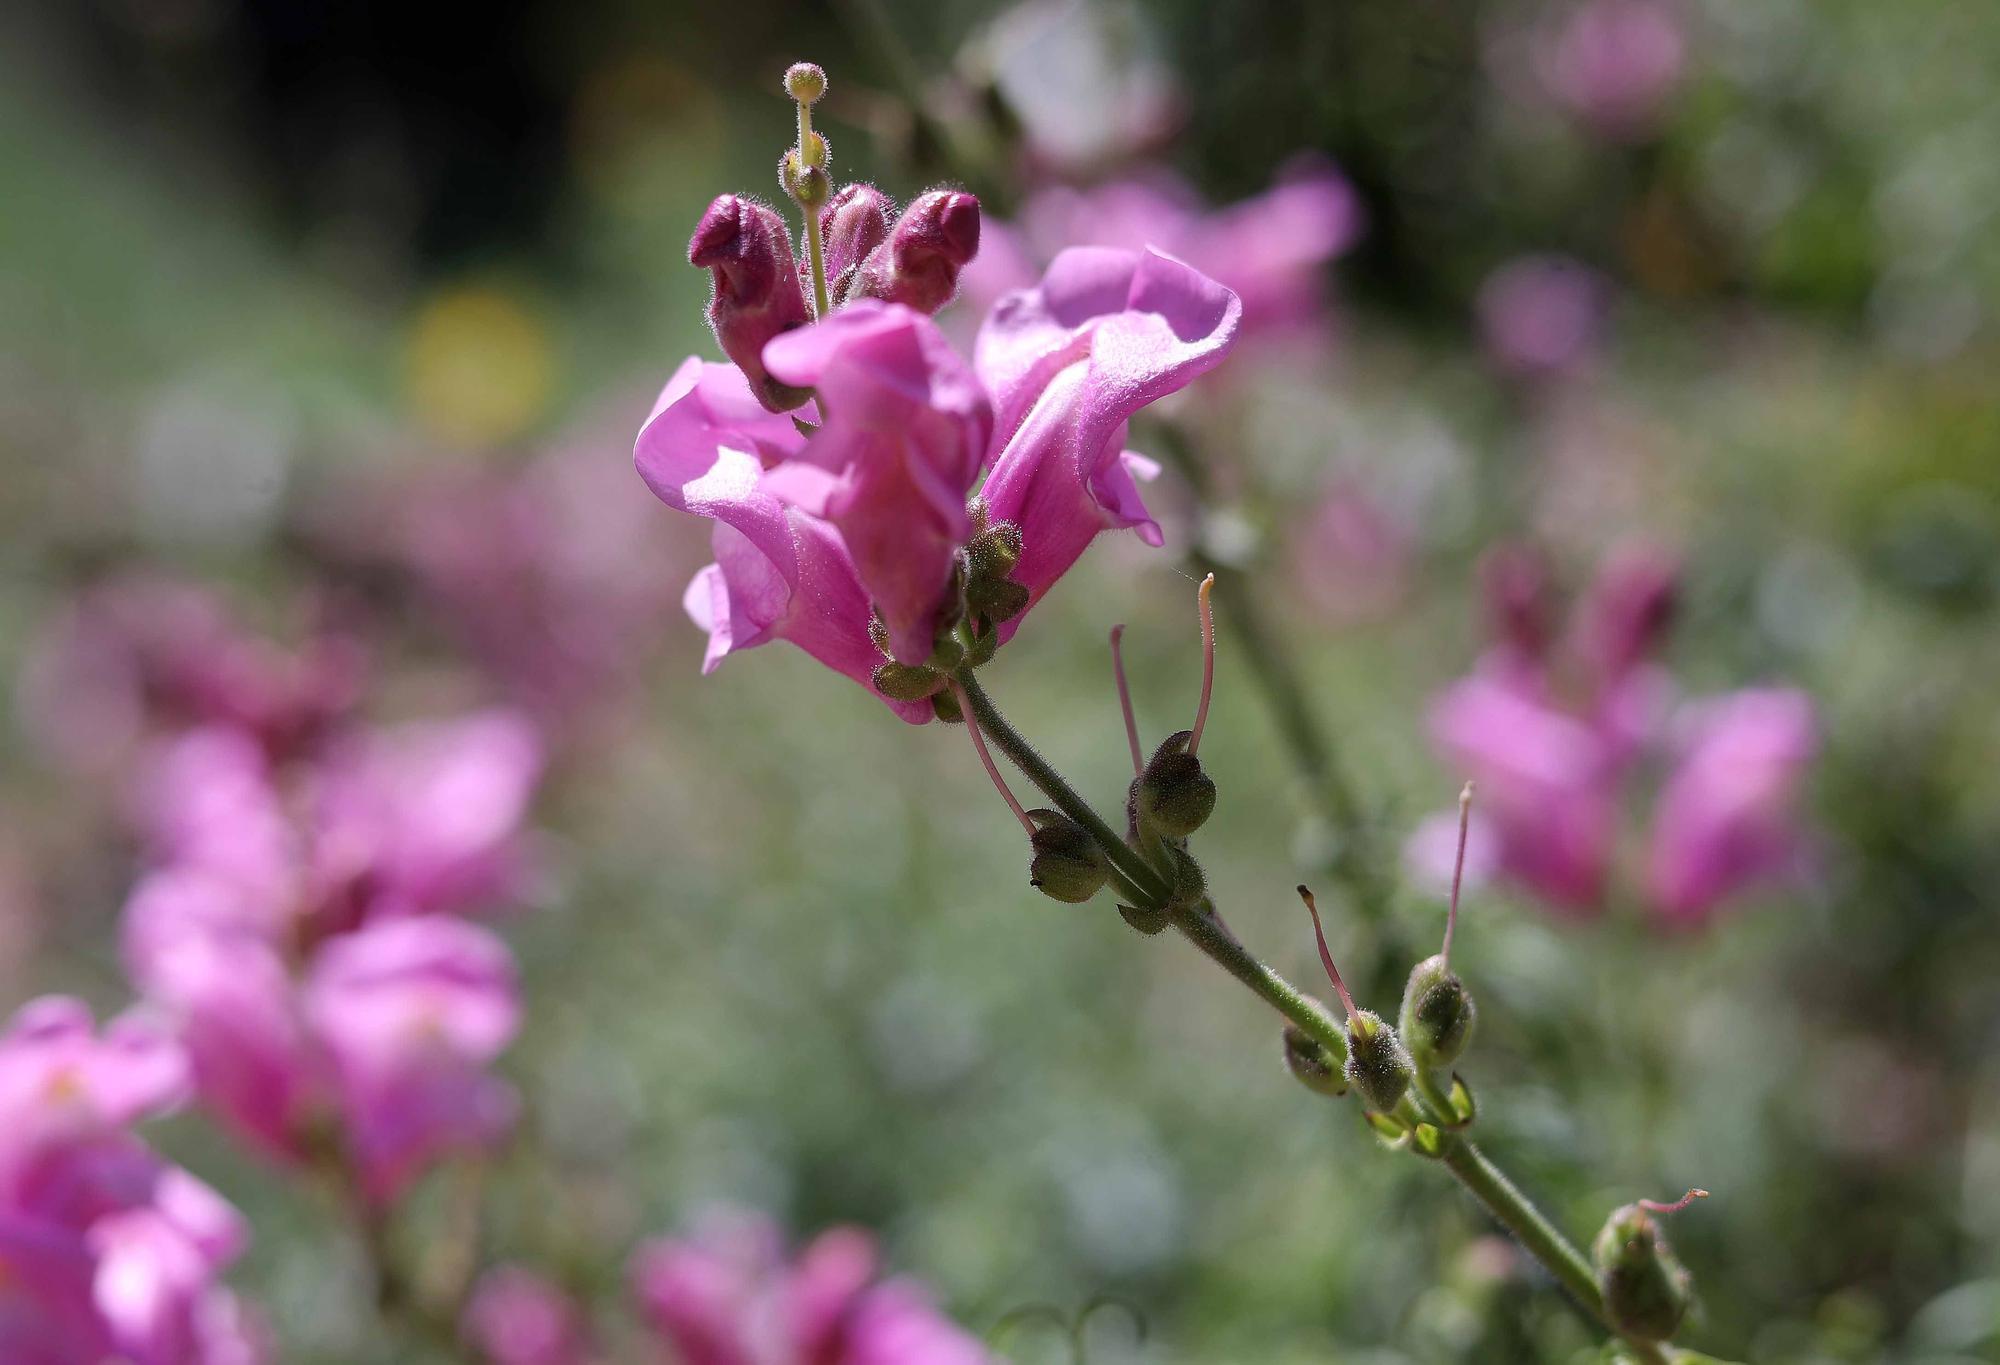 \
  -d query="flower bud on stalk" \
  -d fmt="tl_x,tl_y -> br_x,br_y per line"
1281,1025 -> 1348,1098
1403,782 -> 1478,1068
1135,730 -> 1217,841
688,195 -> 813,412
1027,809 -> 1110,904
1296,885 -> 1414,1112
848,190 -> 983,314
1592,1191 -> 1707,1343
821,184 -> 893,306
